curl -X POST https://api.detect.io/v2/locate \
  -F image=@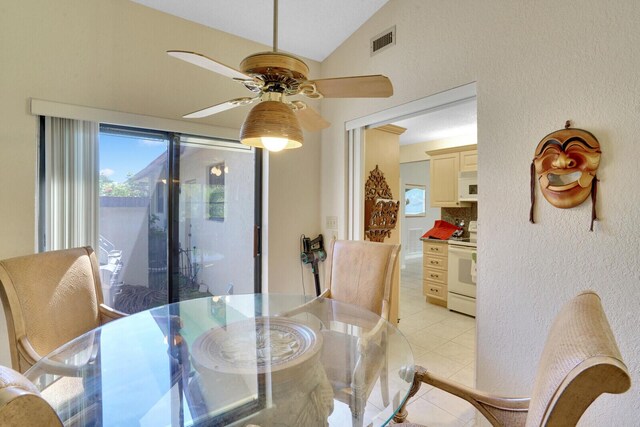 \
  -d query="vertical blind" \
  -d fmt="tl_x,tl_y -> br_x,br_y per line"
44,117 -> 99,250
